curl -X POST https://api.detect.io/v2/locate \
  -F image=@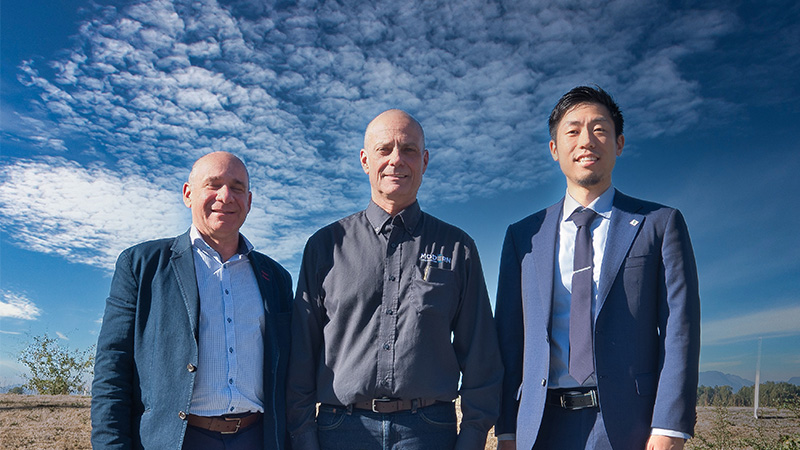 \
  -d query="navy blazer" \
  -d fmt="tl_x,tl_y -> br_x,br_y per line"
91,231 -> 293,450
495,191 -> 700,450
